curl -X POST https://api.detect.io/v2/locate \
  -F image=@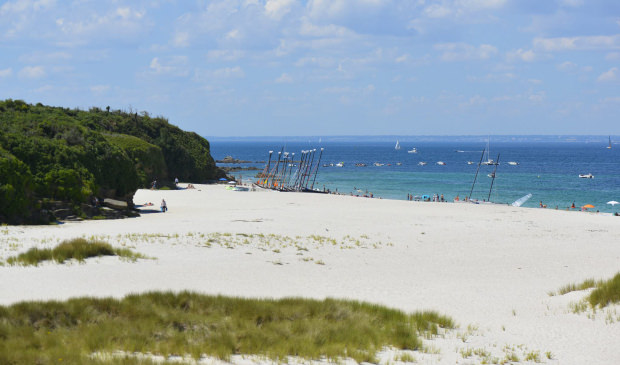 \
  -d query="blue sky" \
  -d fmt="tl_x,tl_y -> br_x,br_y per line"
1,0 -> 619,136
